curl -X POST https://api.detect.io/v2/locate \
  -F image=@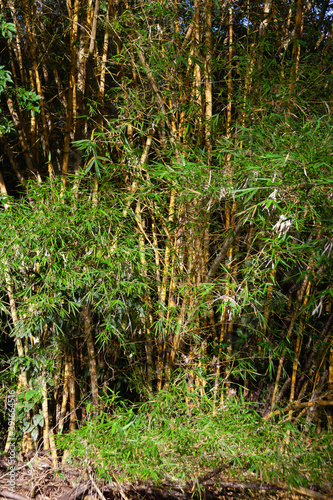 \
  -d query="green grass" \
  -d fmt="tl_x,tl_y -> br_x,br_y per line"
56,386 -> 333,490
